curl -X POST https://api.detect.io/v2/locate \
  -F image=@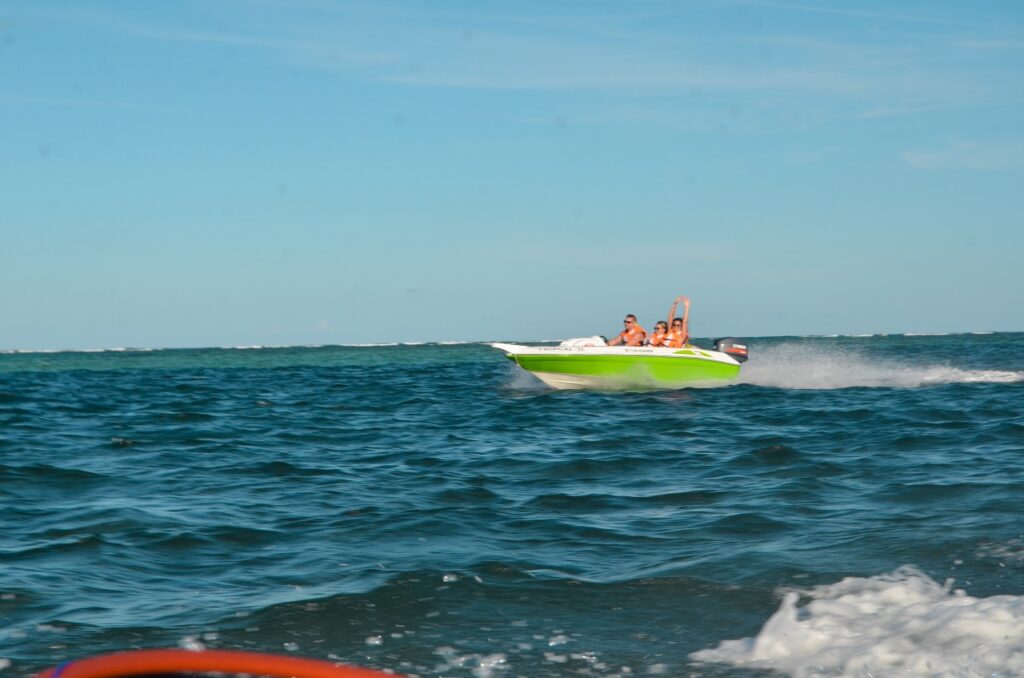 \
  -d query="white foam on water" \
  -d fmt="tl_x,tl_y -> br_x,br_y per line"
976,538 -> 1024,564
740,343 -> 1023,389
691,566 -> 1024,677
507,365 -> 549,391
1,347 -> 166,354
434,646 -> 508,677
177,635 -> 207,651
338,342 -> 400,347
